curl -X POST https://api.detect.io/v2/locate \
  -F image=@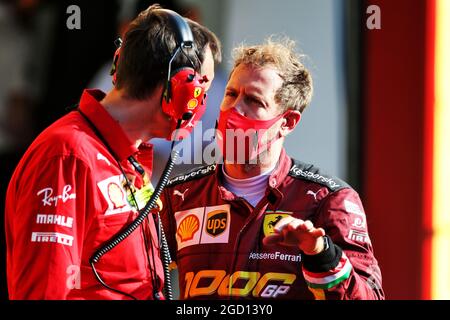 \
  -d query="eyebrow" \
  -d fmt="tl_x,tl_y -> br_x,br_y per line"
245,85 -> 265,96
226,84 -> 265,96
225,85 -> 269,108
